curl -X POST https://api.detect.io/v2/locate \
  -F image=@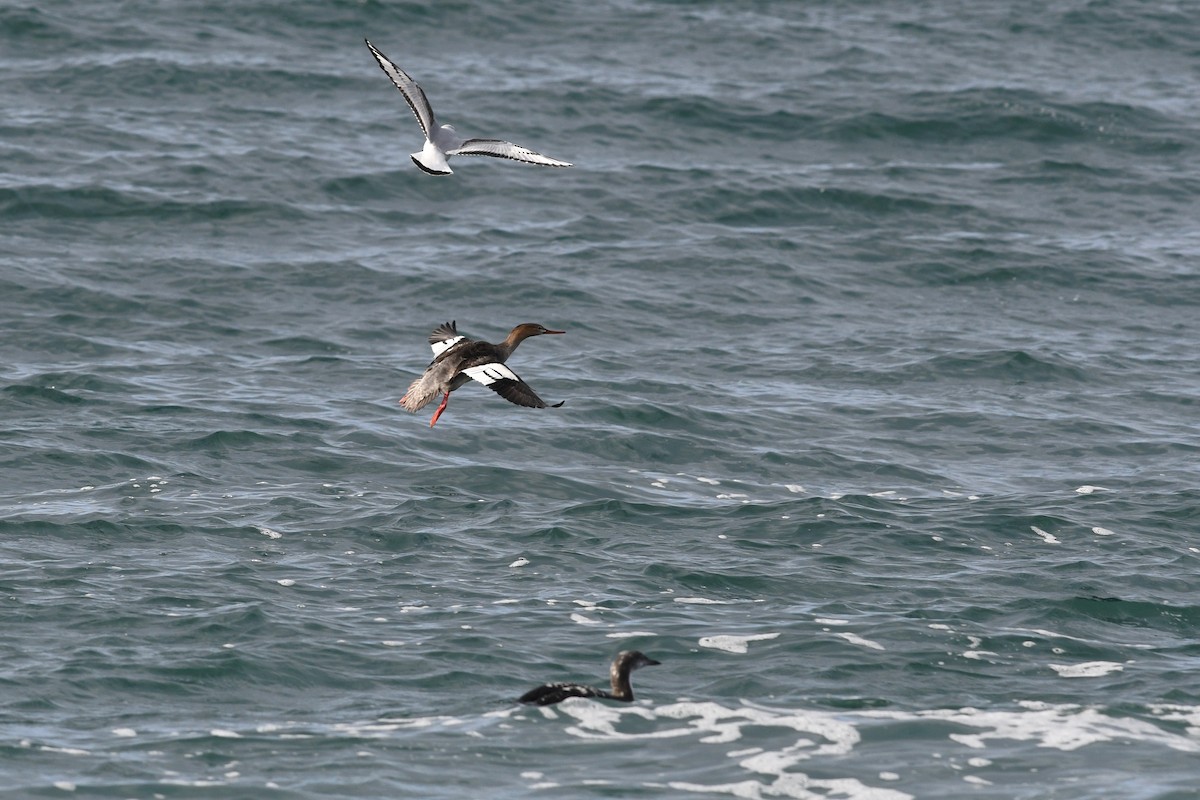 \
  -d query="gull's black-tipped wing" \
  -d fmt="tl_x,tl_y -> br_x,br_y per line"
449,139 -> 572,168
364,39 -> 438,139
